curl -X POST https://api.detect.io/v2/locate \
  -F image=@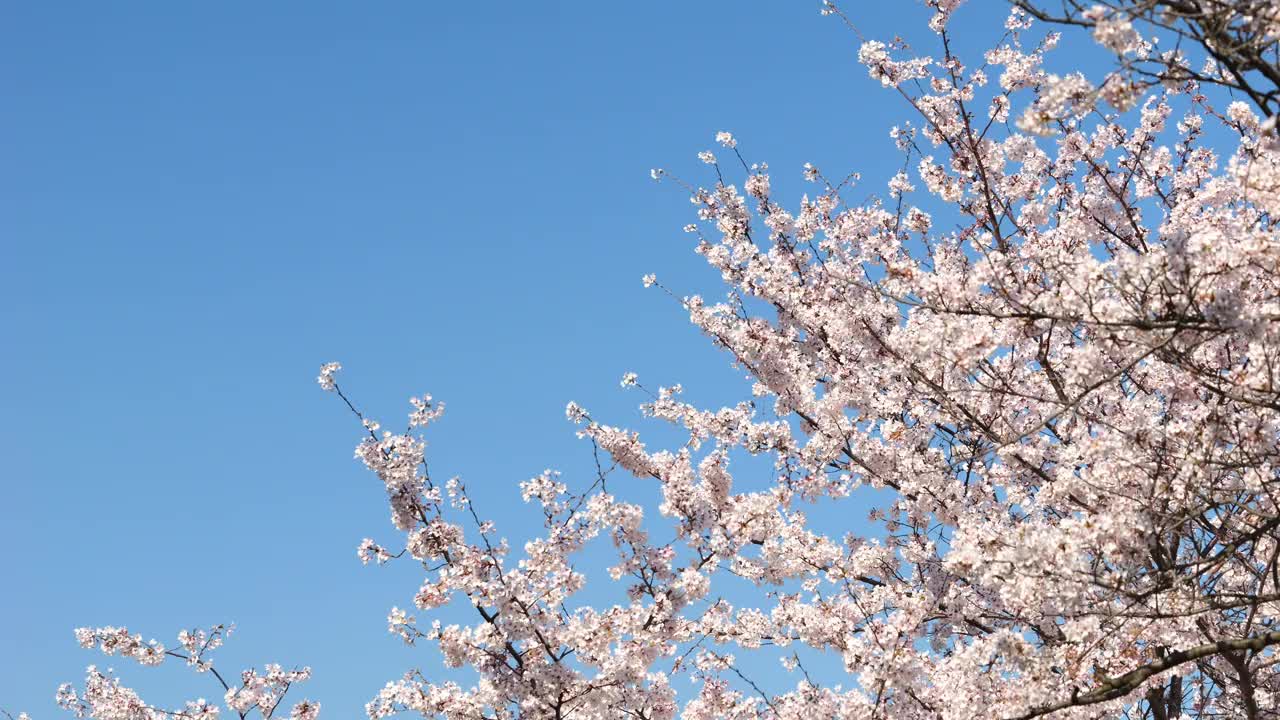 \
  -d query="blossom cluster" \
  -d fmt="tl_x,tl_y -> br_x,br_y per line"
58,625 -> 316,720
